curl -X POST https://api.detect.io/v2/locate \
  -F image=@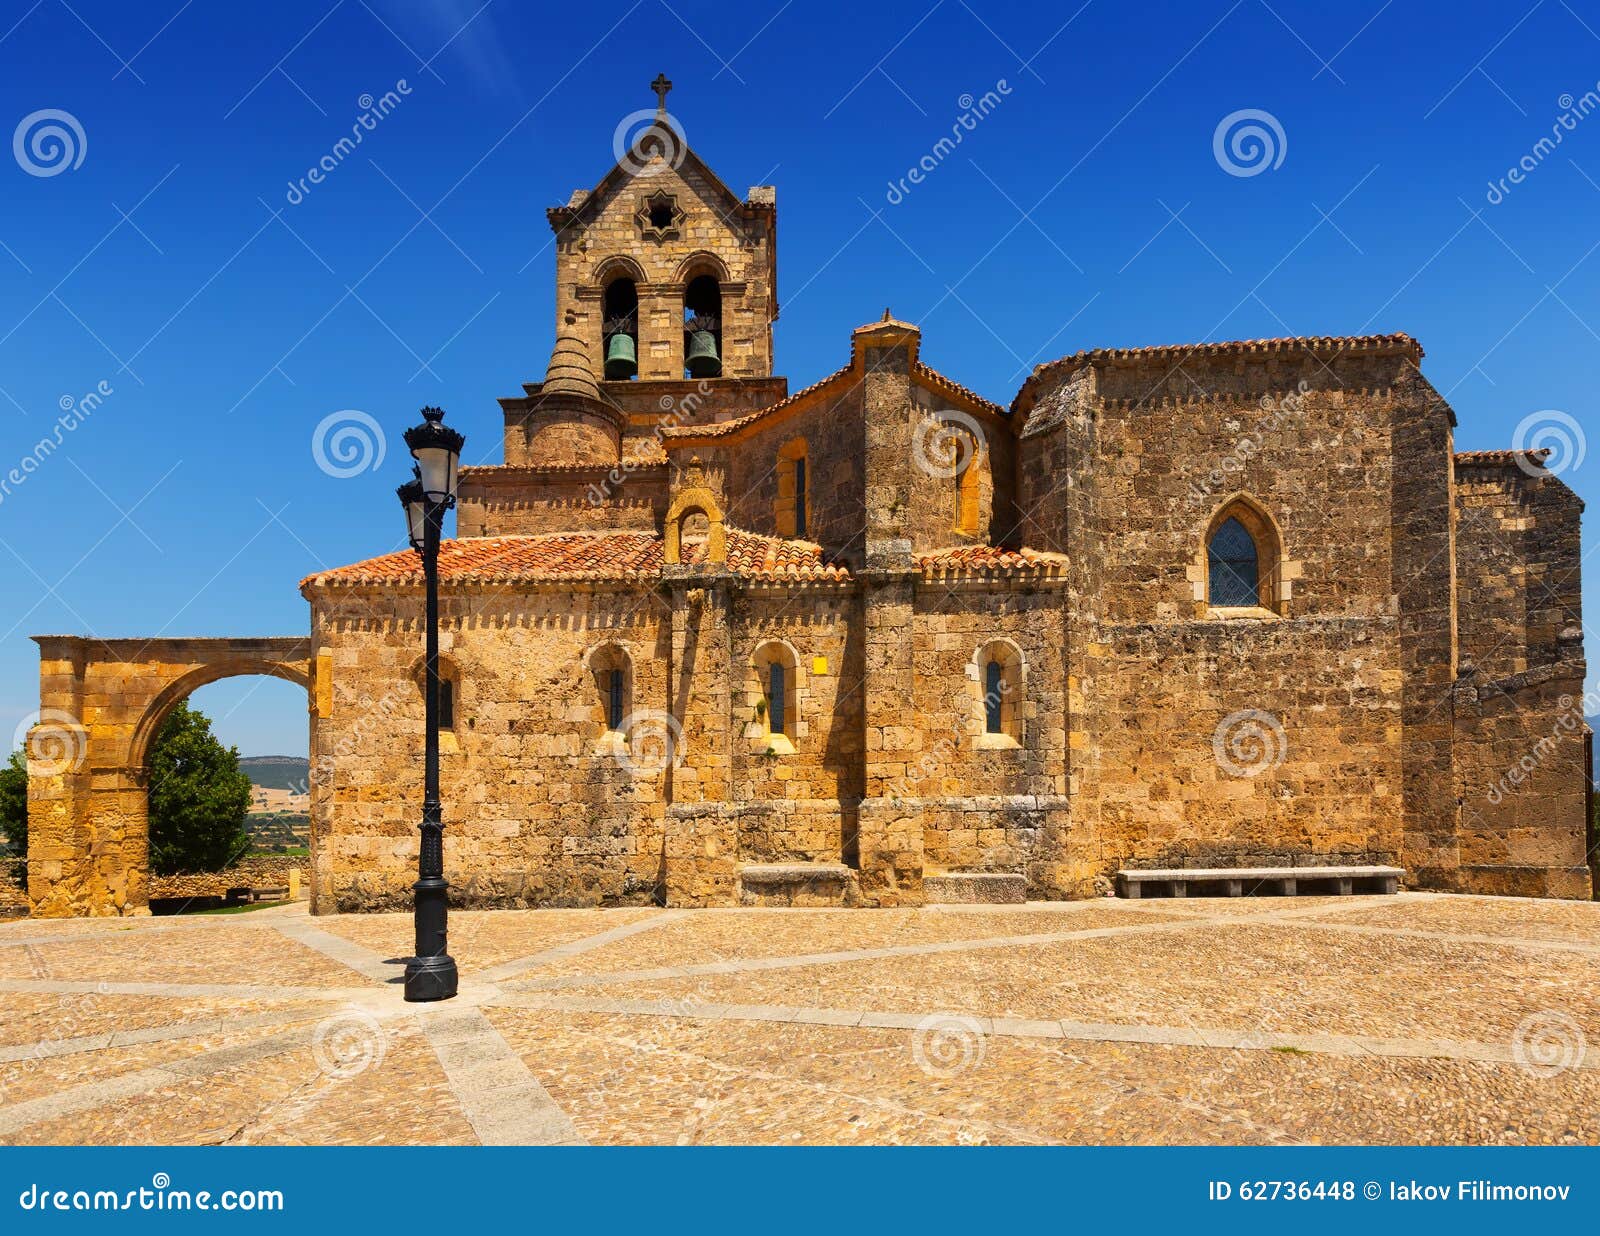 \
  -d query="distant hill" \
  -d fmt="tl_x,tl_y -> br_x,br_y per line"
239,755 -> 309,793
1591,719 -> 1599,784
